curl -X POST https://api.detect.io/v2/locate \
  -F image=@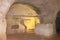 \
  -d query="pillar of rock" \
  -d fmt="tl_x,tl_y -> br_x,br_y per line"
0,0 -> 16,40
